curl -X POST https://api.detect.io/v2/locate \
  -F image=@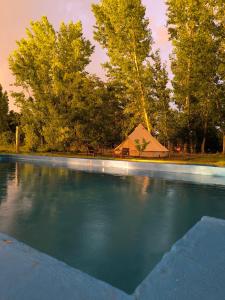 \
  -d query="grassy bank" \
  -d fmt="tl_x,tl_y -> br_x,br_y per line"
0,146 -> 225,167
131,154 -> 225,167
